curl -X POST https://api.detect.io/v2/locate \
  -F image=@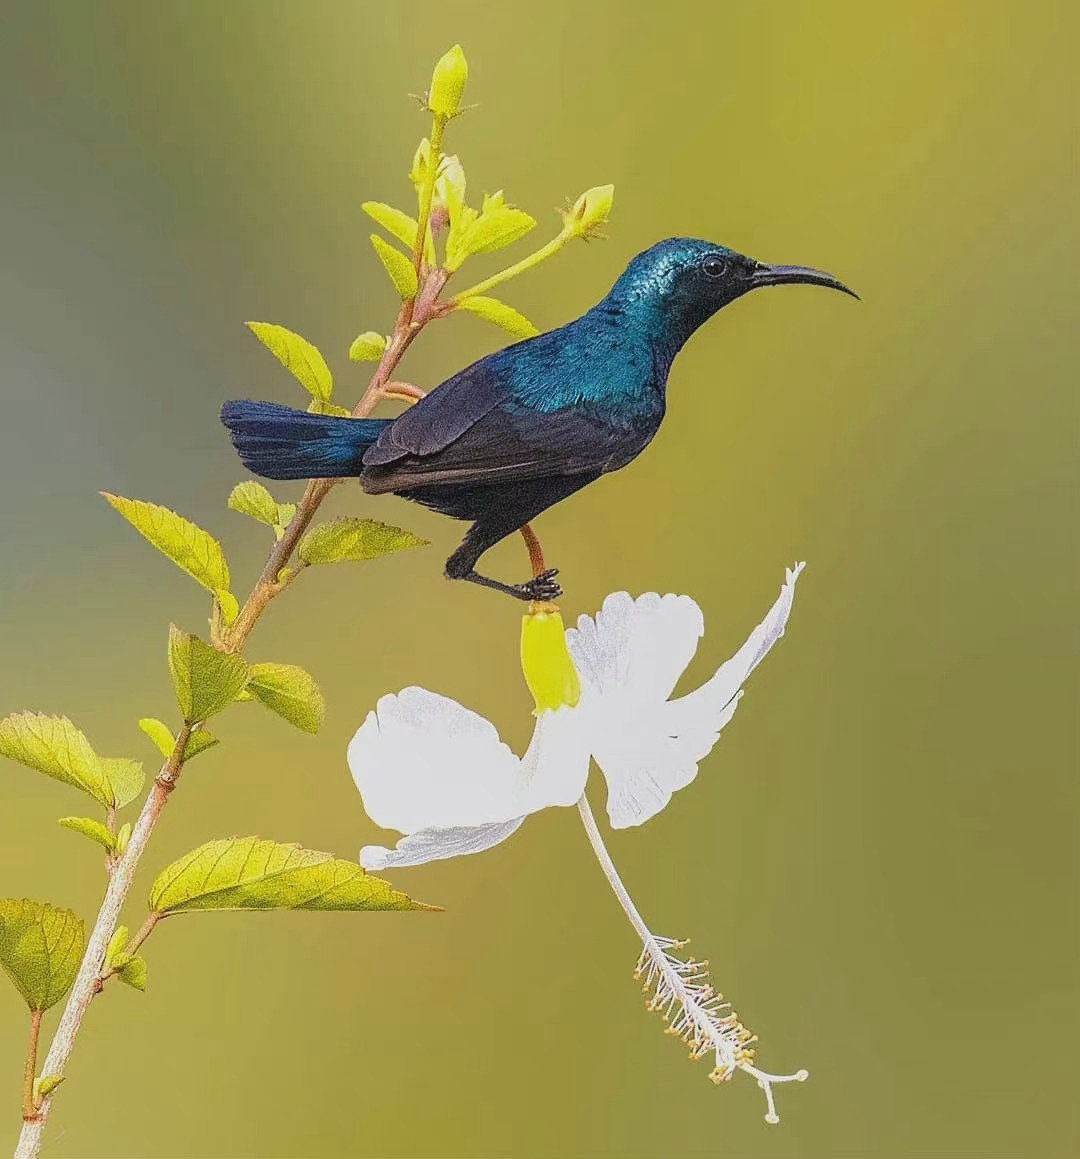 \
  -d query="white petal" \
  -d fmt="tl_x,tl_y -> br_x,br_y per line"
566,591 -> 705,704
360,818 -> 525,870
513,706 -> 592,814
584,565 -> 805,829
347,687 -> 521,834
